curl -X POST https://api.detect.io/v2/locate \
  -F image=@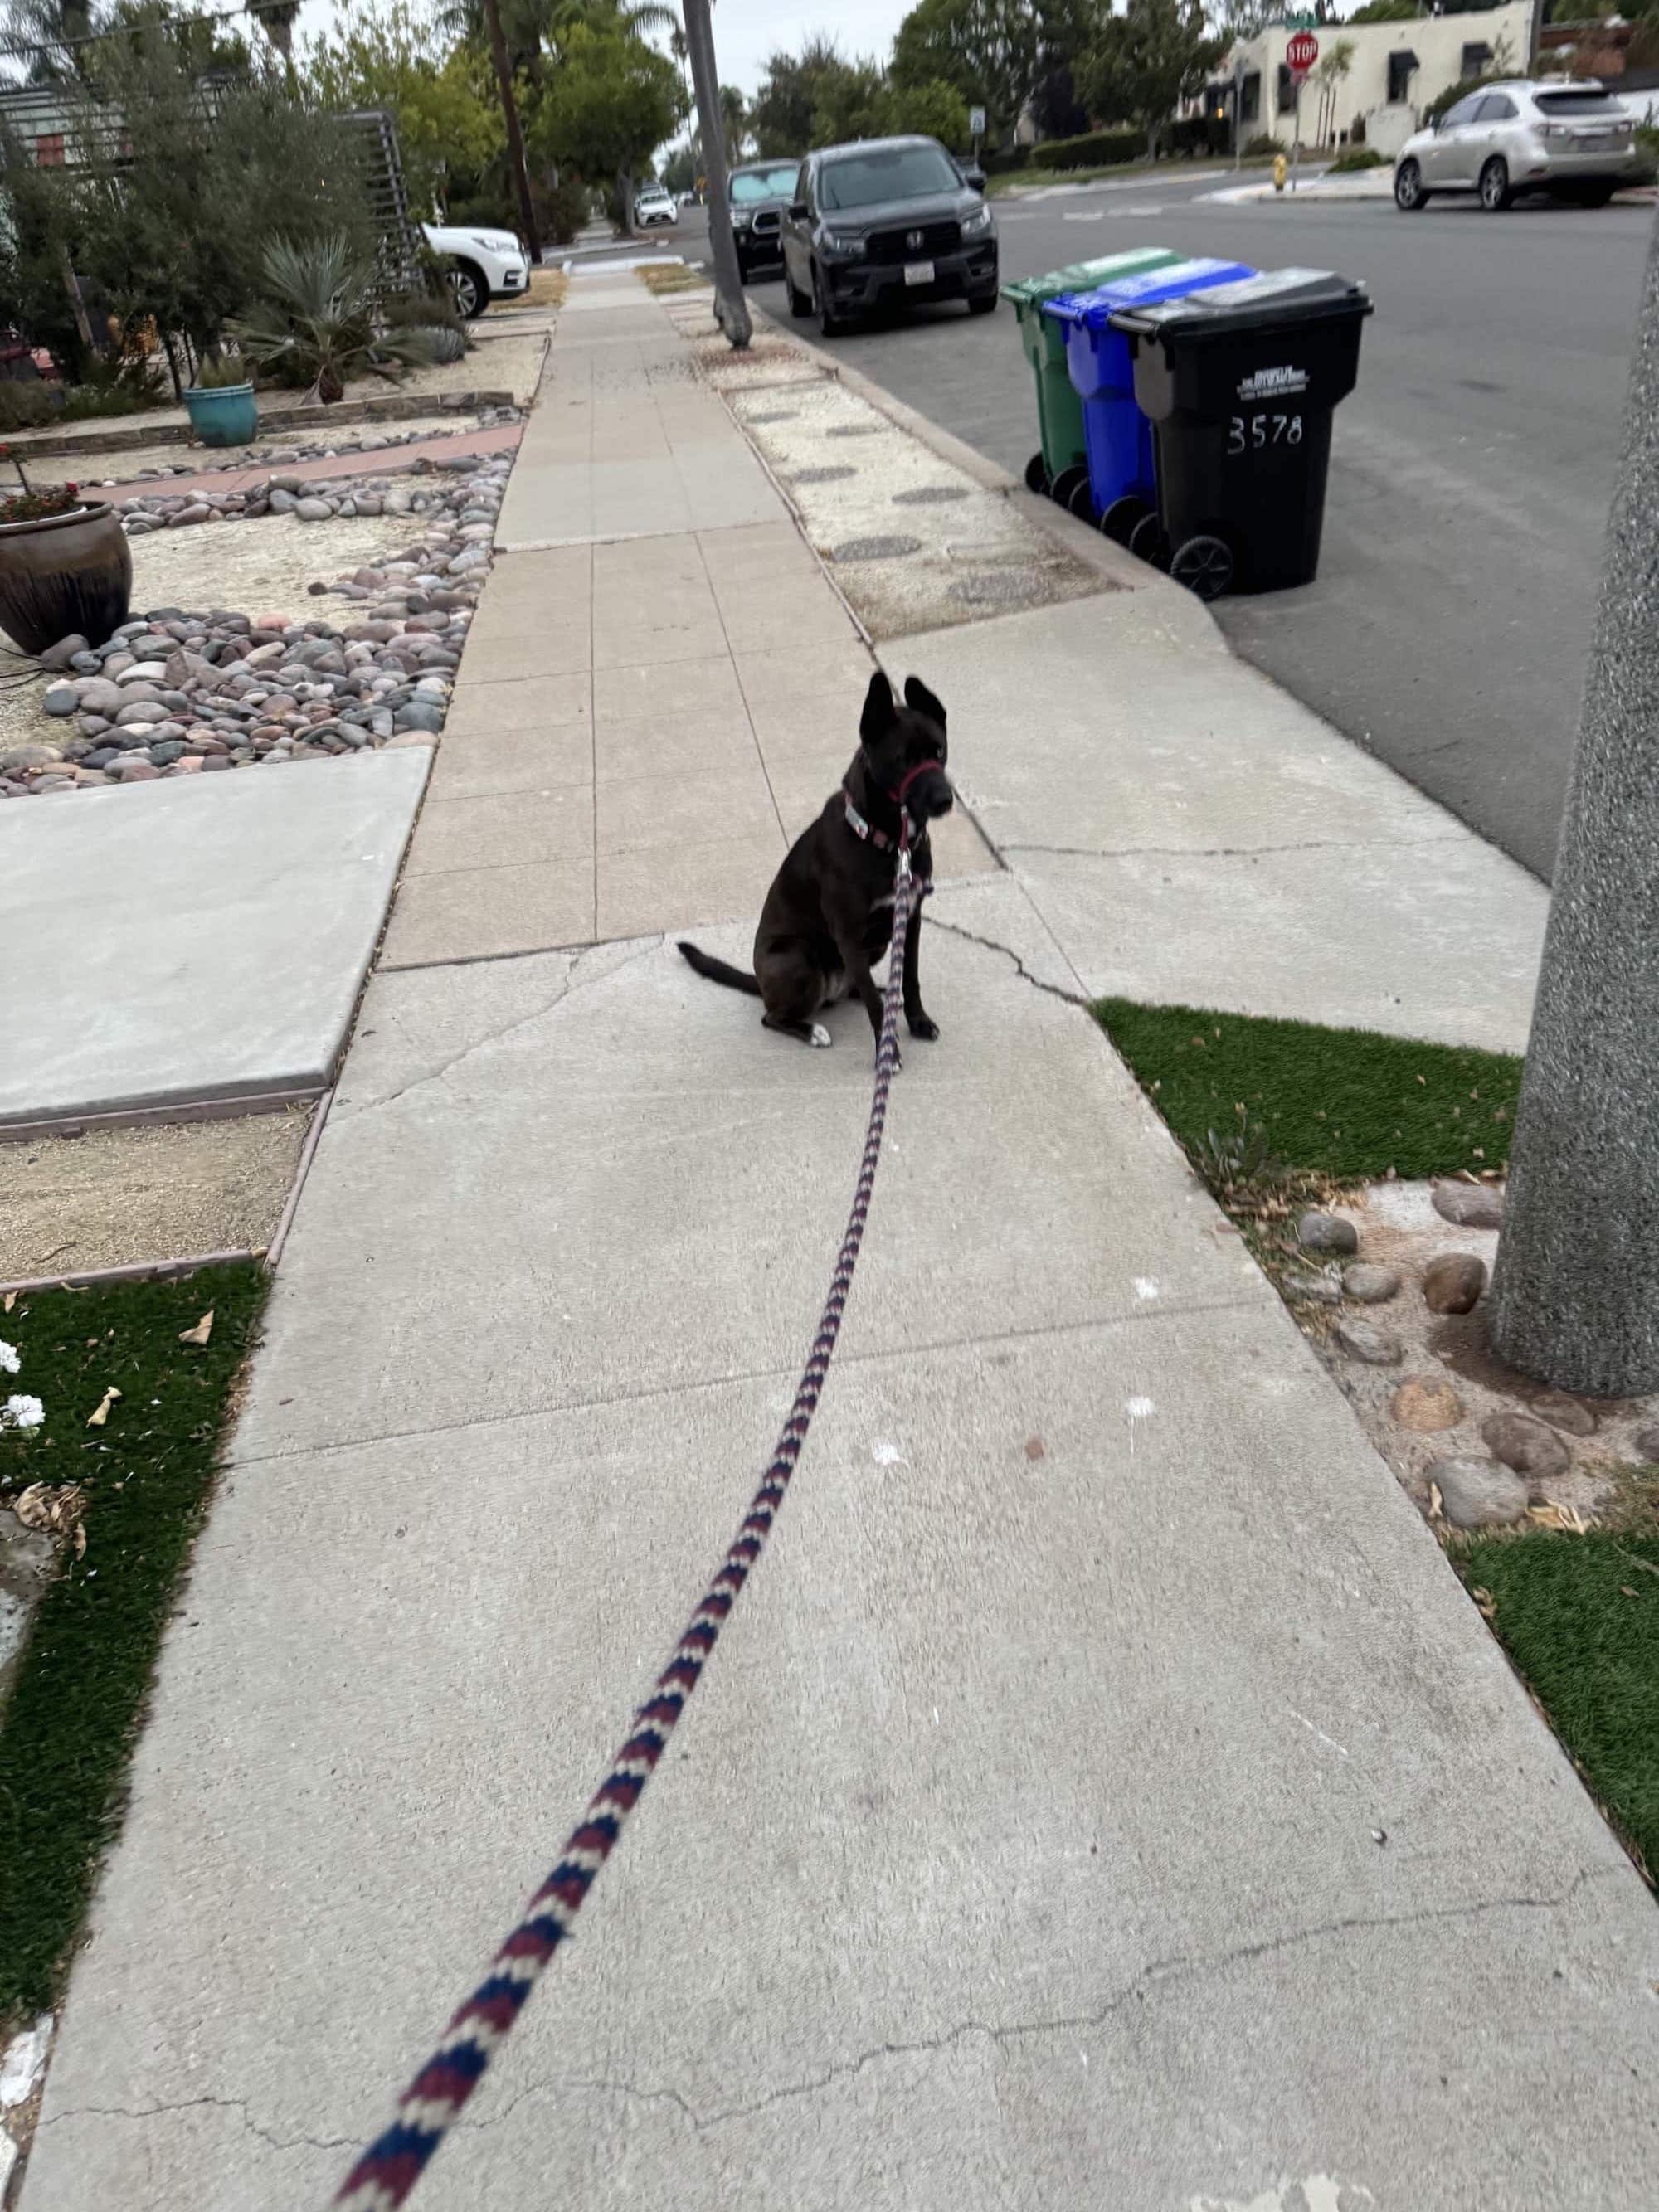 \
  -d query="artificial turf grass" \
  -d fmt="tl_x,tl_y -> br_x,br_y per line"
1094,998 -> 1522,1184
1456,1528 -> 1659,1884
0,1262 -> 266,2026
